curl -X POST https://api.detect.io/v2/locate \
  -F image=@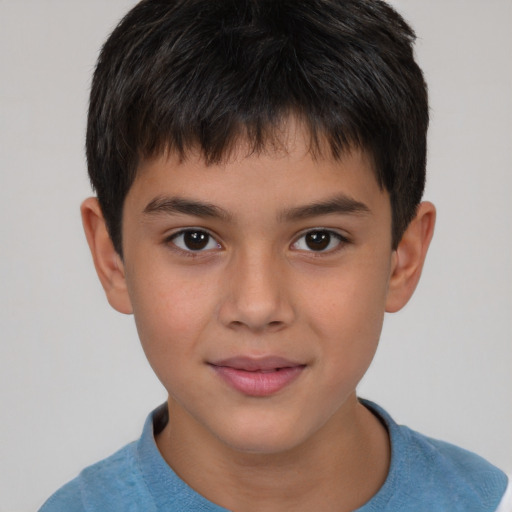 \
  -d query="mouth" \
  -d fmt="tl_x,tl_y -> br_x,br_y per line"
209,356 -> 306,397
